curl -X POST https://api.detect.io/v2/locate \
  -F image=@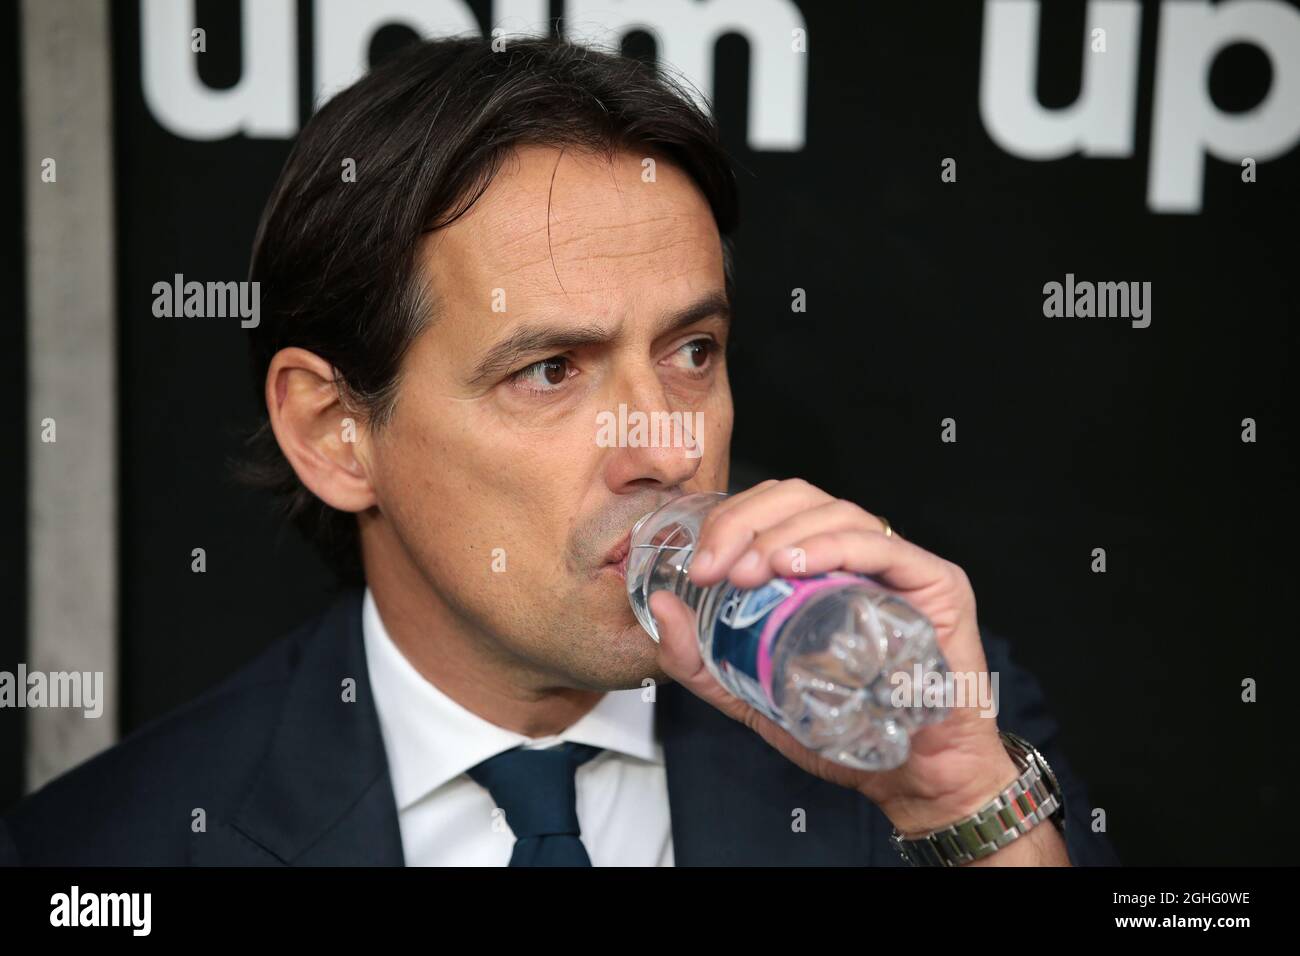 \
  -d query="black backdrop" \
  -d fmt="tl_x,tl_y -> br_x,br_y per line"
7,0 -> 1299,865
